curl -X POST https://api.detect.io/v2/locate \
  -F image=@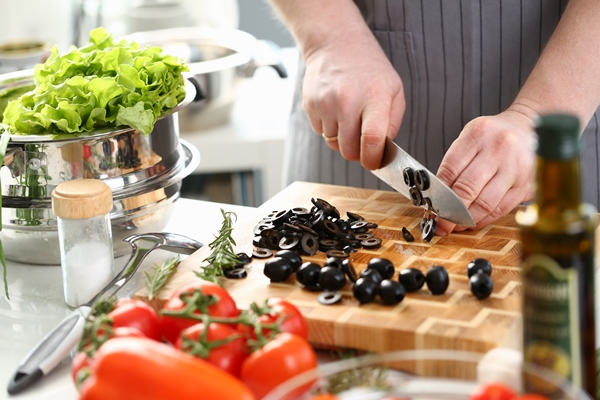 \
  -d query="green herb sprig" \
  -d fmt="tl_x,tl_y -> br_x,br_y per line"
195,209 -> 241,284
144,255 -> 180,300
0,126 -> 11,299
